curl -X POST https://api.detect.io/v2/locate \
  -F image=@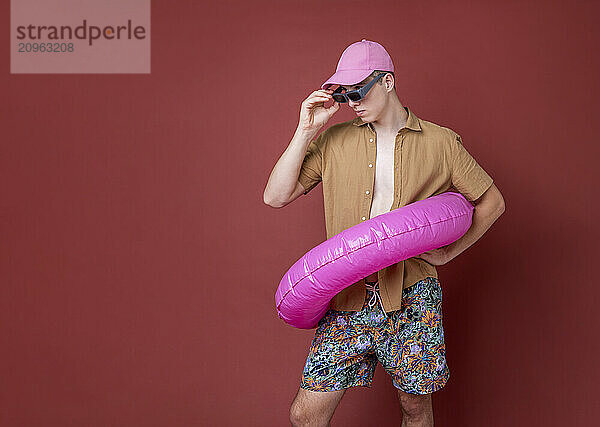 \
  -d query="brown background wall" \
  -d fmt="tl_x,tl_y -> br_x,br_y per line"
2,0 -> 598,425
